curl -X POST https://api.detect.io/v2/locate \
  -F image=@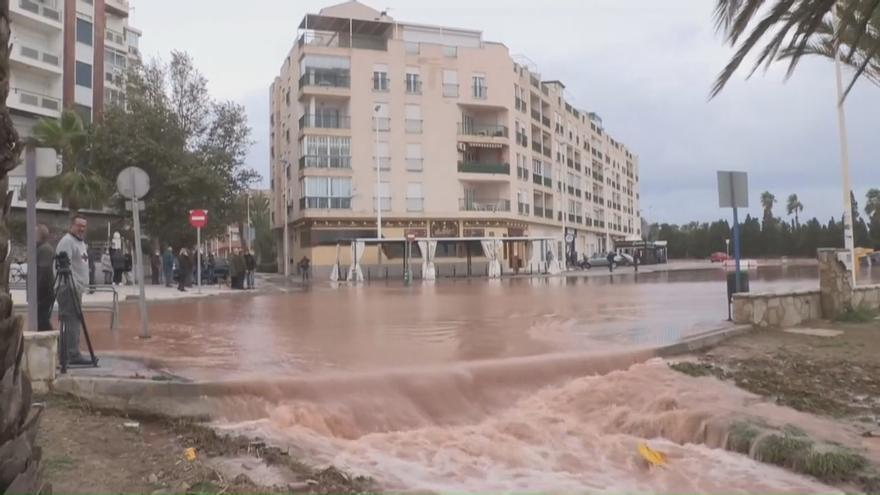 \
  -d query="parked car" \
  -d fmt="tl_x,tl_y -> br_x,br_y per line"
710,252 -> 729,263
